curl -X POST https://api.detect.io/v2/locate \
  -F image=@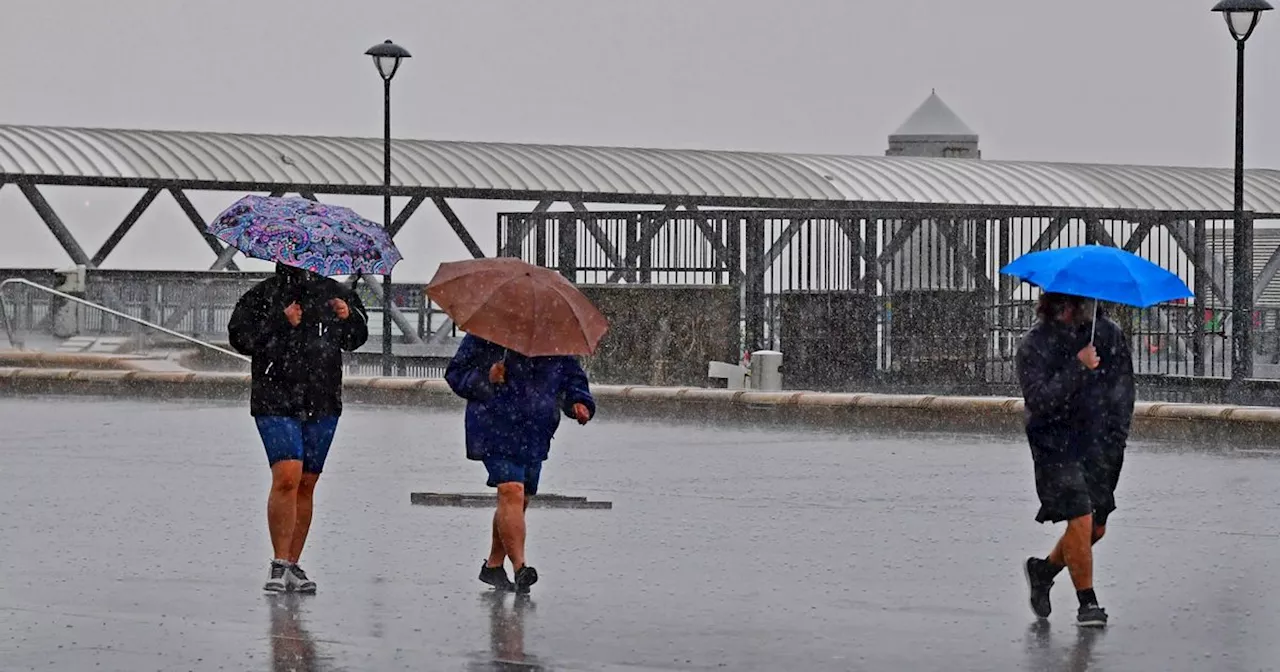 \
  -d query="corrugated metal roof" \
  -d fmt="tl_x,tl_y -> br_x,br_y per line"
0,124 -> 1278,215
